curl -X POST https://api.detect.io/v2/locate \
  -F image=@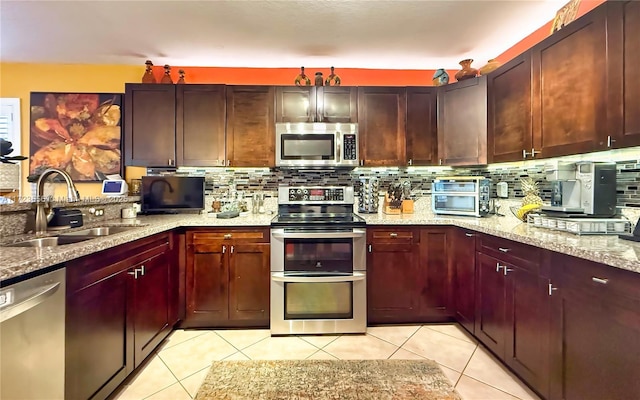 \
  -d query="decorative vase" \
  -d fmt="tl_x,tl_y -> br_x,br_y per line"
479,59 -> 502,75
161,64 -> 173,84
141,60 -> 156,84
324,66 -> 341,86
432,69 -> 449,86
294,66 -> 311,86
314,72 -> 324,86
454,59 -> 478,82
